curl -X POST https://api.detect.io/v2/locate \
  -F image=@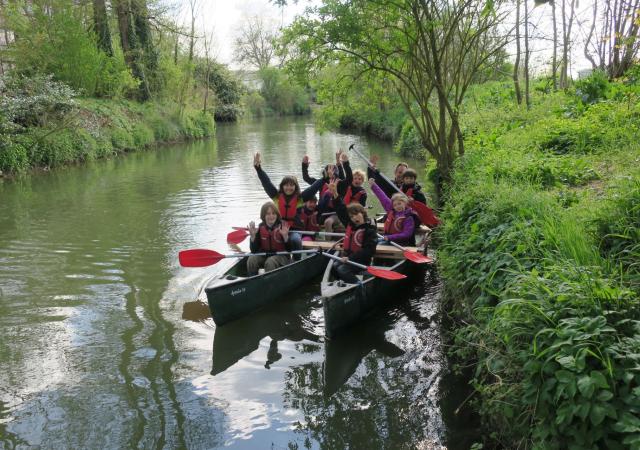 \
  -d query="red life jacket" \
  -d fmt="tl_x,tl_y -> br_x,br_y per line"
258,224 -> 287,252
320,183 -> 329,197
278,194 -> 299,226
343,186 -> 365,205
404,187 -> 414,198
343,224 -> 365,255
299,207 -> 319,231
384,210 -> 408,235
